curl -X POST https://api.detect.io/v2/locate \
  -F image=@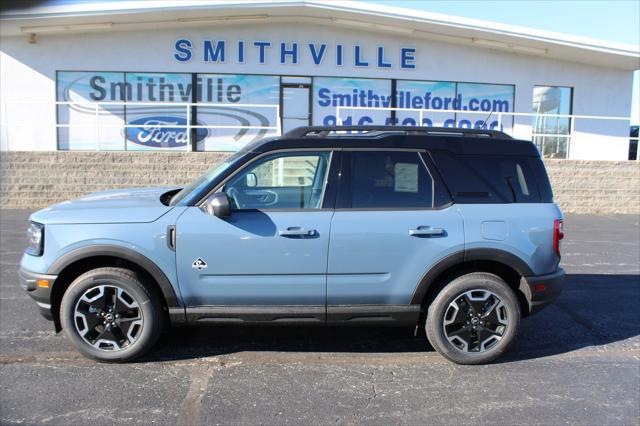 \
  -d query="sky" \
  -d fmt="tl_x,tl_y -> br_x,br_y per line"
366,0 -> 640,123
